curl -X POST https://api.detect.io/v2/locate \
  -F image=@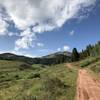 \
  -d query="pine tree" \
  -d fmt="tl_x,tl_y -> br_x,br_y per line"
80,41 -> 100,58
71,48 -> 79,61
